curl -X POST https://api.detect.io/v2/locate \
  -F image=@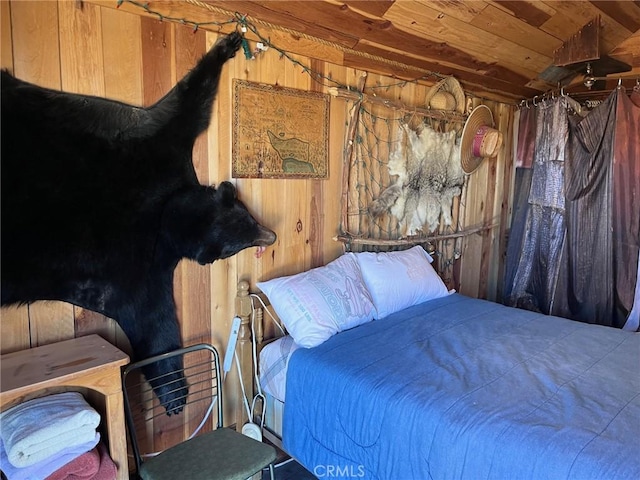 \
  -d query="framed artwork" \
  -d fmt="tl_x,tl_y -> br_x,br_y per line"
232,80 -> 330,179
